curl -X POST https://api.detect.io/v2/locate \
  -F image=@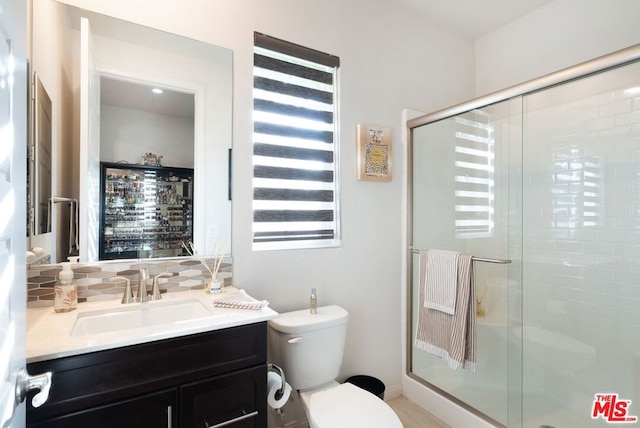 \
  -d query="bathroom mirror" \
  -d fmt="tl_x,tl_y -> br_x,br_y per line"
29,1 -> 232,262
31,73 -> 53,236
